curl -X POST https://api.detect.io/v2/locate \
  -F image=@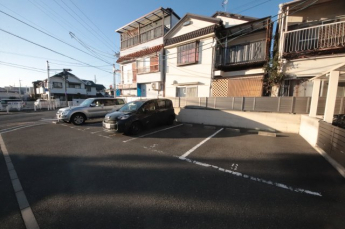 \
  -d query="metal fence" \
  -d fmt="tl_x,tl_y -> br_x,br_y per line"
317,97 -> 345,115
167,97 -> 311,114
284,21 -> 345,54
